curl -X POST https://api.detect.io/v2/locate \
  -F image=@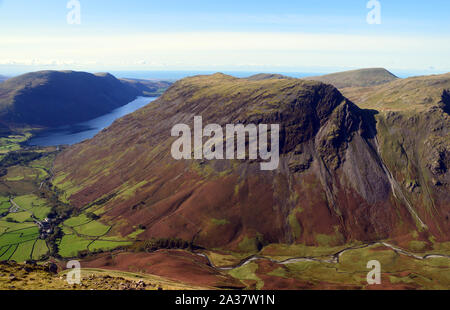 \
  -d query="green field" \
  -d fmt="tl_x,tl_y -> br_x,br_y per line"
0,226 -> 39,246
4,166 -> 46,182
73,220 -> 110,237
0,137 -> 128,260
0,133 -> 32,154
58,233 -> 131,258
0,225 -> 41,262
1,194 -> 52,225
63,214 -> 91,227
0,245 -> 17,260
0,238 -> 48,262
31,239 -> 49,260
10,239 -> 35,262
5,211 -> 33,223
88,238 -> 132,252
0,196 -> 10,212
59,215 -> 128,257
0,221 -> 35,235
58,234 -> 93,258
13,194 -> 51,220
